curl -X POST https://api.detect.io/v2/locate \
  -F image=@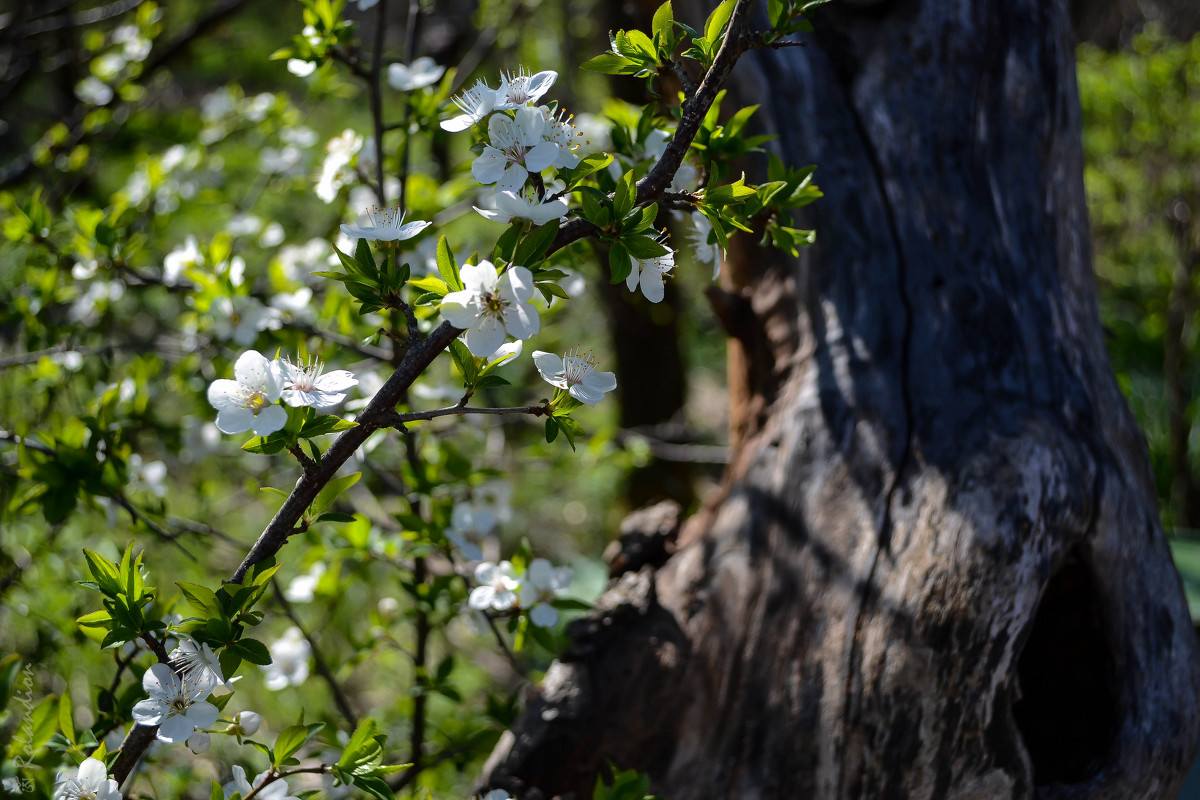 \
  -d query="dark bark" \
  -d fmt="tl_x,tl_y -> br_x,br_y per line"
483,0 -> 1200,798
